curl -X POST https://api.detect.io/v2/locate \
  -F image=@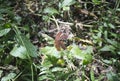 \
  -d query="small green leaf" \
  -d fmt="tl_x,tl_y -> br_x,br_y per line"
102,59 -> 112,64
61,0 -> 76,7
0,28 -> 11,37
106,72 -> 120,81
10,45 -> 28,59
108,23 -> 115,29
41,46 -> 61,58
70,45 -> 92,65
42,15 -> 50,21
82,54 -> 92,65
70,45 -> 82,59
100,45 -> 115,52
118,52 -> 120,55
92,0 -> 101,5
41,33 -> 54,44
90,69 -> 95,81
1,73 -> 16,81
43,7 -> 59,15
0,14 -> 4,20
